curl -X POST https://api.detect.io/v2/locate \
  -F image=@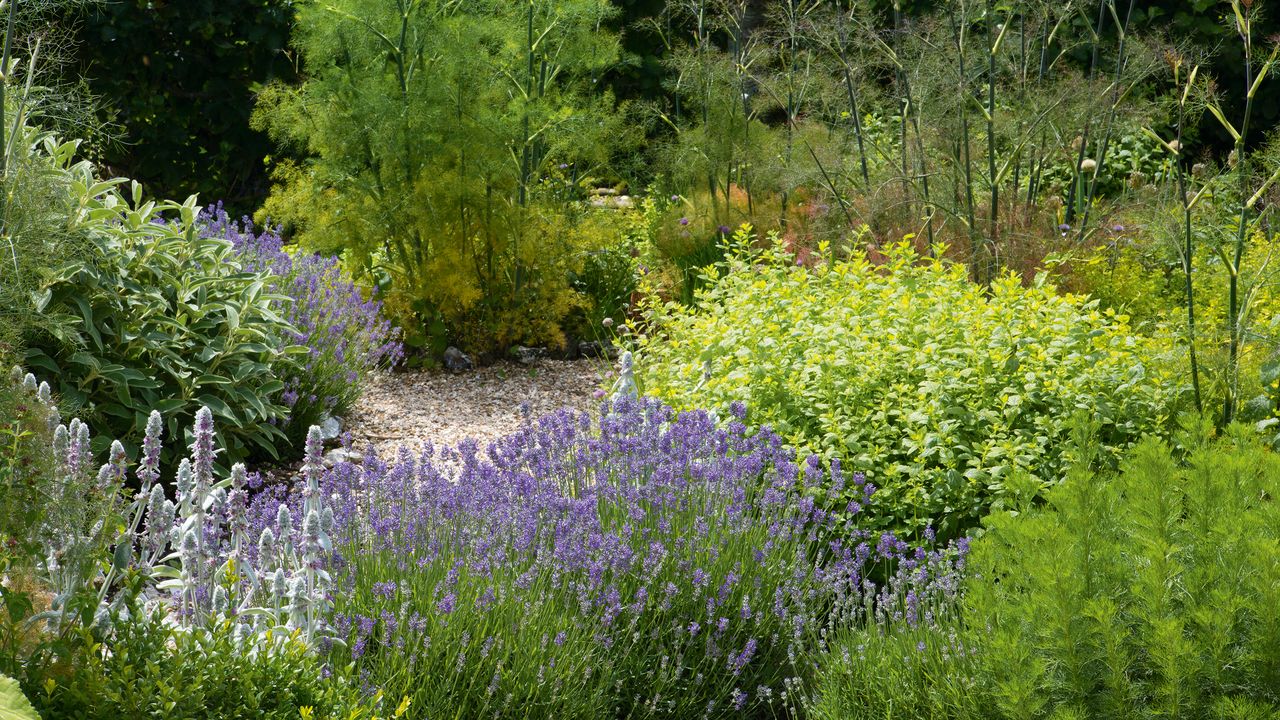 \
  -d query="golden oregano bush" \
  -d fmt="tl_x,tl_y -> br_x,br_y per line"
631,231 -> 1188,537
